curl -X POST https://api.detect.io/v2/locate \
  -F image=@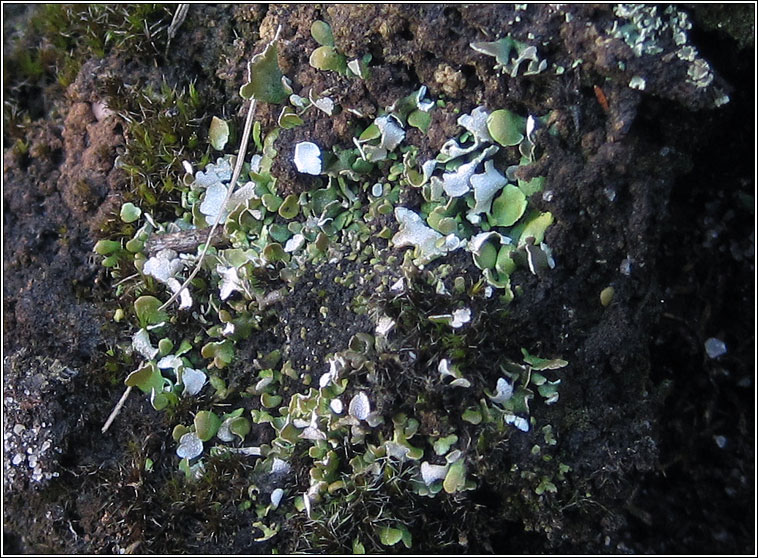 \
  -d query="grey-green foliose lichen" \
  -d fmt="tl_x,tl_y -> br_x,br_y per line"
98,29 -> 569,552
